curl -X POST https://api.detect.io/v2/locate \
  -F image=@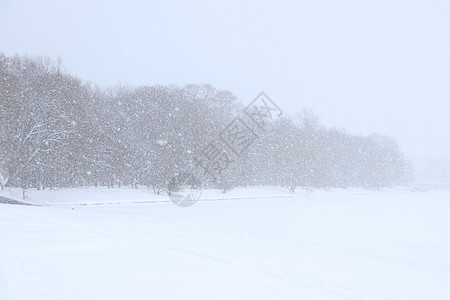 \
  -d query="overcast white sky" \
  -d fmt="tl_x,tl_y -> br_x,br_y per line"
1,0 -> 449,158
